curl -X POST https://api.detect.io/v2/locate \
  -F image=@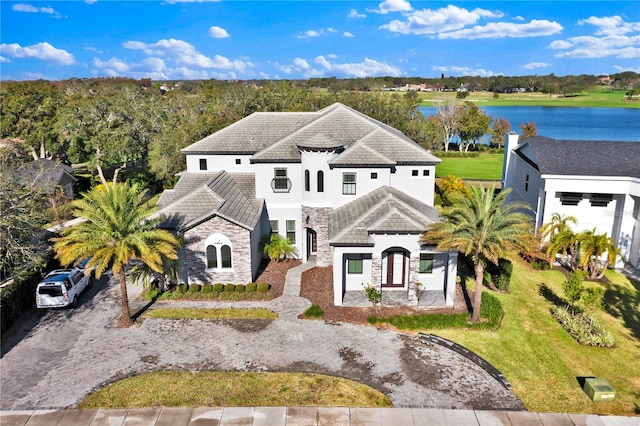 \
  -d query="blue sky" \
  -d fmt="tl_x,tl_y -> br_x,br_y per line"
1,0 -> 639,81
